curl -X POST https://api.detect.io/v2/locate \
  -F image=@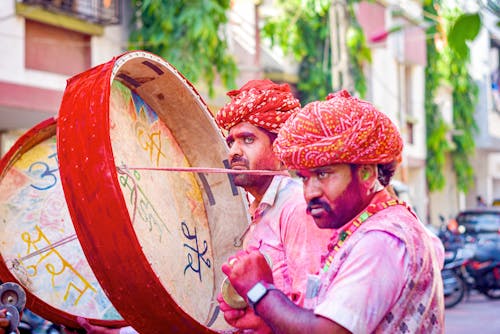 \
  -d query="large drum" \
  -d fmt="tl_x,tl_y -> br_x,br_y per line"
57,51 -> 250,333
0,117 -> 125,328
